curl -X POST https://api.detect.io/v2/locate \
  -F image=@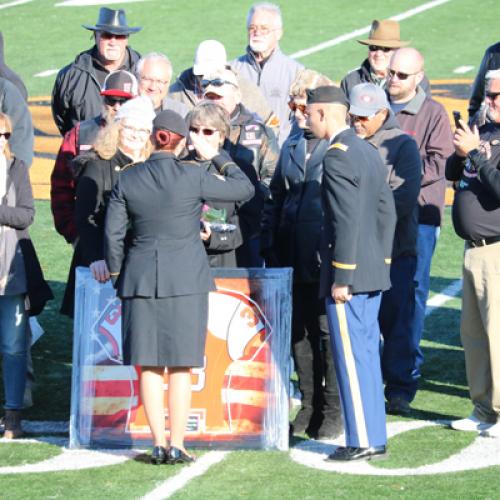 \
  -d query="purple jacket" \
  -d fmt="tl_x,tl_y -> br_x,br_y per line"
393,87 -> 454,226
